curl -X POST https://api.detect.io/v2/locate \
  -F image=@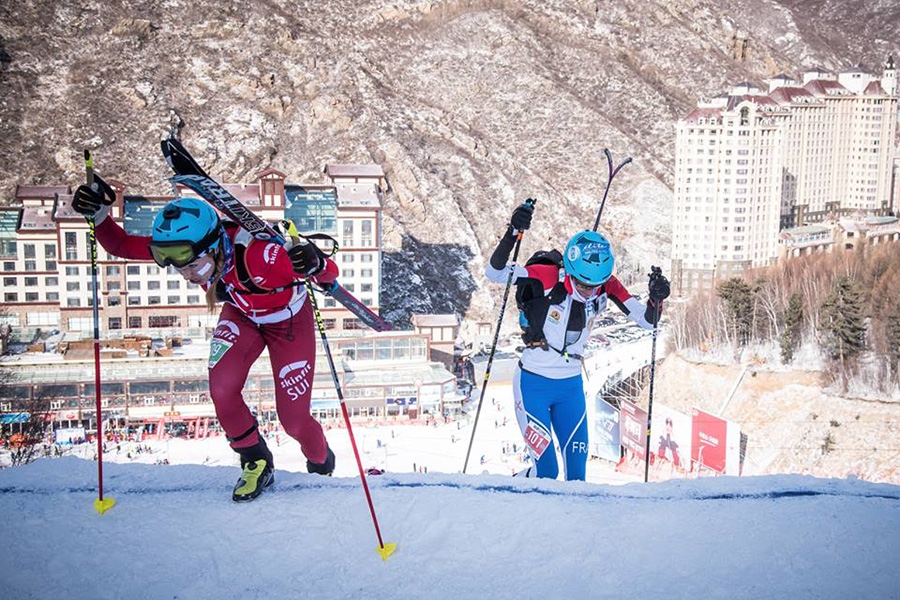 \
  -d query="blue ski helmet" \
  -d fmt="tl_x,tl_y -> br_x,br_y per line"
149,198 -> 223,268
563,230 -> 614,286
